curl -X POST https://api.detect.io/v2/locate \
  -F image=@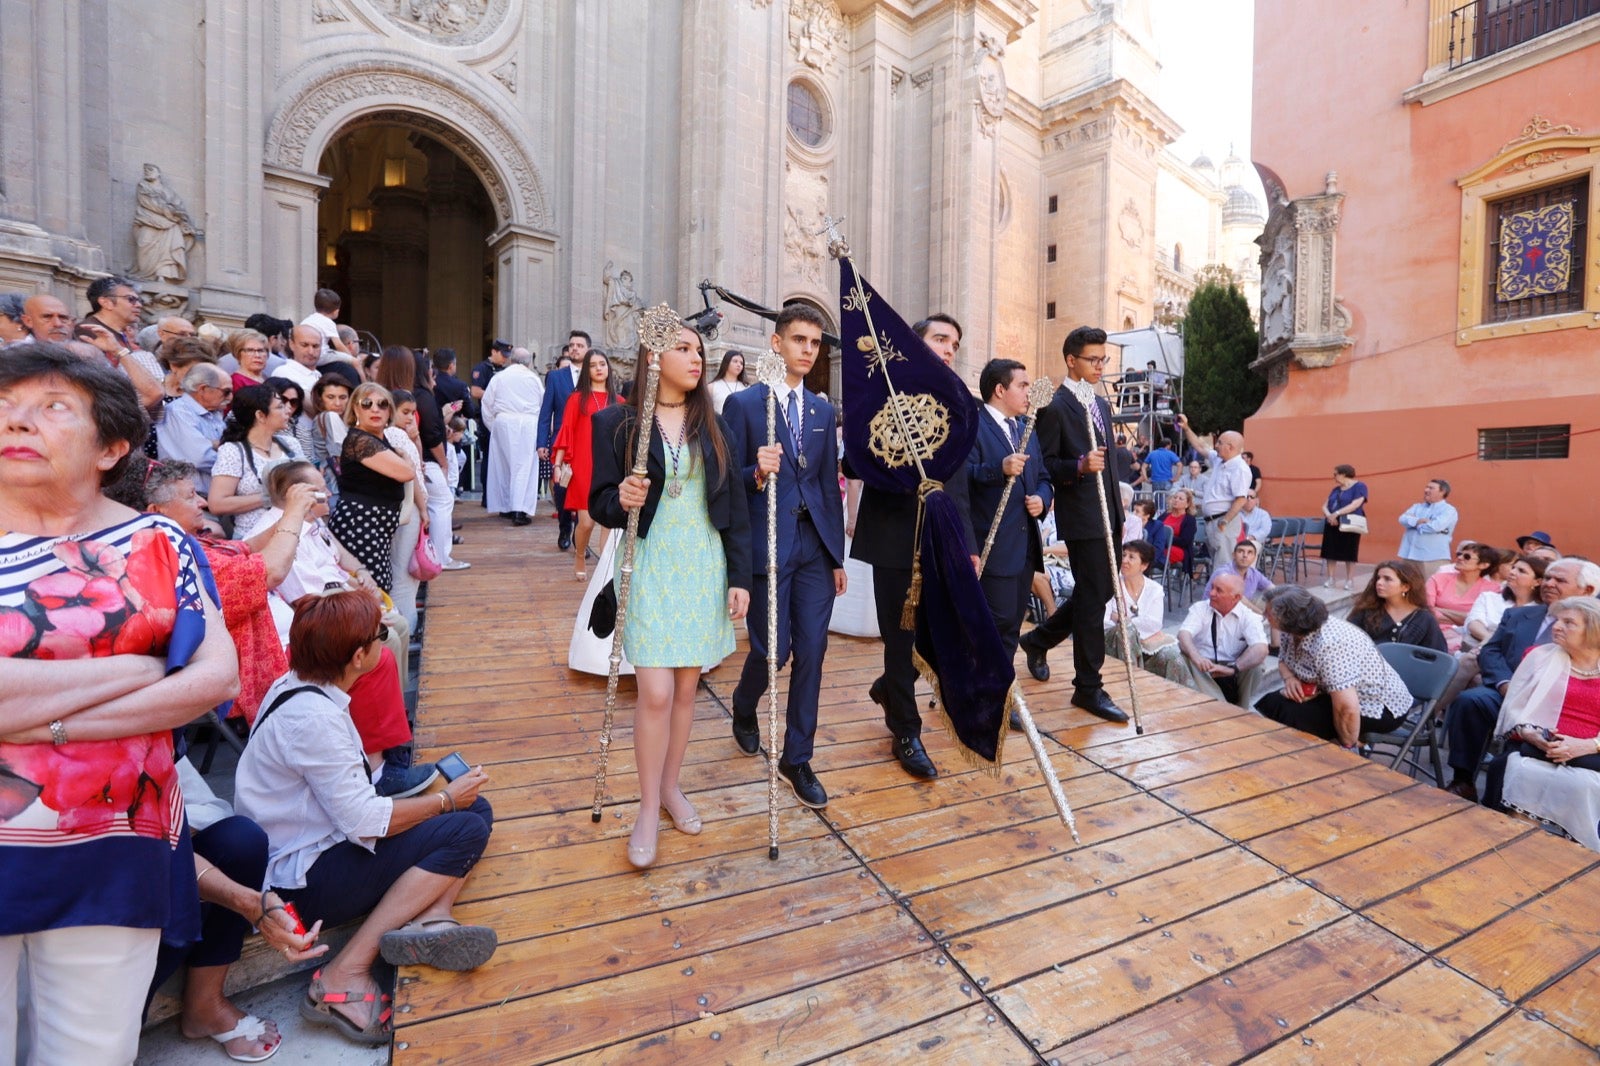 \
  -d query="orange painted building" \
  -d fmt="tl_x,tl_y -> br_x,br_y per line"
1246,0 -> 1600,561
